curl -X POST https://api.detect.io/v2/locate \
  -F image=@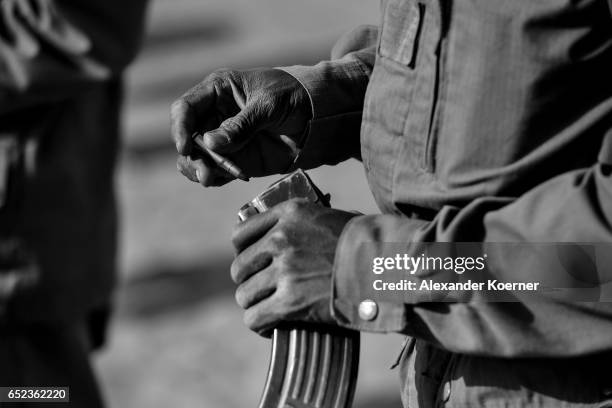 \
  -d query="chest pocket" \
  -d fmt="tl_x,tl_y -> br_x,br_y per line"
379,0 -> 426,68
